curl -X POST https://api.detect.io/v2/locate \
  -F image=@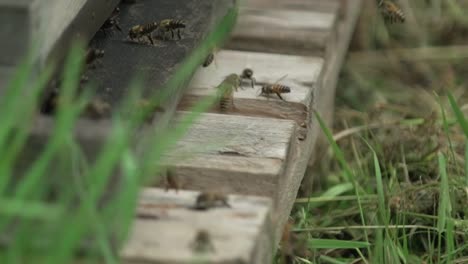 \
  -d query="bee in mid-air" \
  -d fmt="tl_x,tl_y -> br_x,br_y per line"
217,74 -> 240,112
193,191 -> 231,210
100,7 -> 122,34
240,68 -> 256,88
259,75 -> 291,101
128,22 -> 159,44
190,230 -> 215,253
158,19 -> 186,40
378,0 -> 405,24
202,52 -> 214,67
